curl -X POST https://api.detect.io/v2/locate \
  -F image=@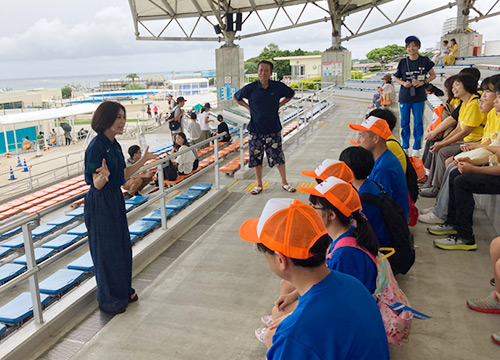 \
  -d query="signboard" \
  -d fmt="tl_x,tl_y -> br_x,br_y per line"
224,76 -> 232,85
219,86 -> 237,101
322,61 -> 342,76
